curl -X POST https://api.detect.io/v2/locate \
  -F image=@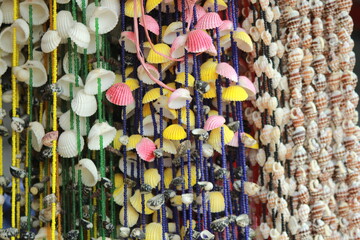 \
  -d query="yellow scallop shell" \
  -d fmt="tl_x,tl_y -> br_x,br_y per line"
179,107 -> 195,128
143,88 -> 170,103
176,165 -> 198,190
152,206 -> 173,222
125,78 -> 139,91
124,0 -> 142,17
126,66 -> 134,77
143,103 -> 152,117
114,173 -> 124,188
209,191 -> 225,213
155,139 -> 177,154
163,124 -> 187,140
113,130 -> 123,149
180,220 -> 197,239
170,195 -> 182,206
164,168 -> 173,188
146,0 -> 162,13
208,125 -> 234,153
113,185 -> 131,206
222,85 -> 248,101
130,190 -> 155,215
119,203 -> 139,227
126,134 -> 143,150
145,223 -> 163,240
208,110 -> 219,116
233,31 -> 253,53
200,60 -> 218,82
203,82 -> 217,99
144,168 -> 161,188
147,43 -> 171,64
175,72 -> 195,87
244,133 -> 259,149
